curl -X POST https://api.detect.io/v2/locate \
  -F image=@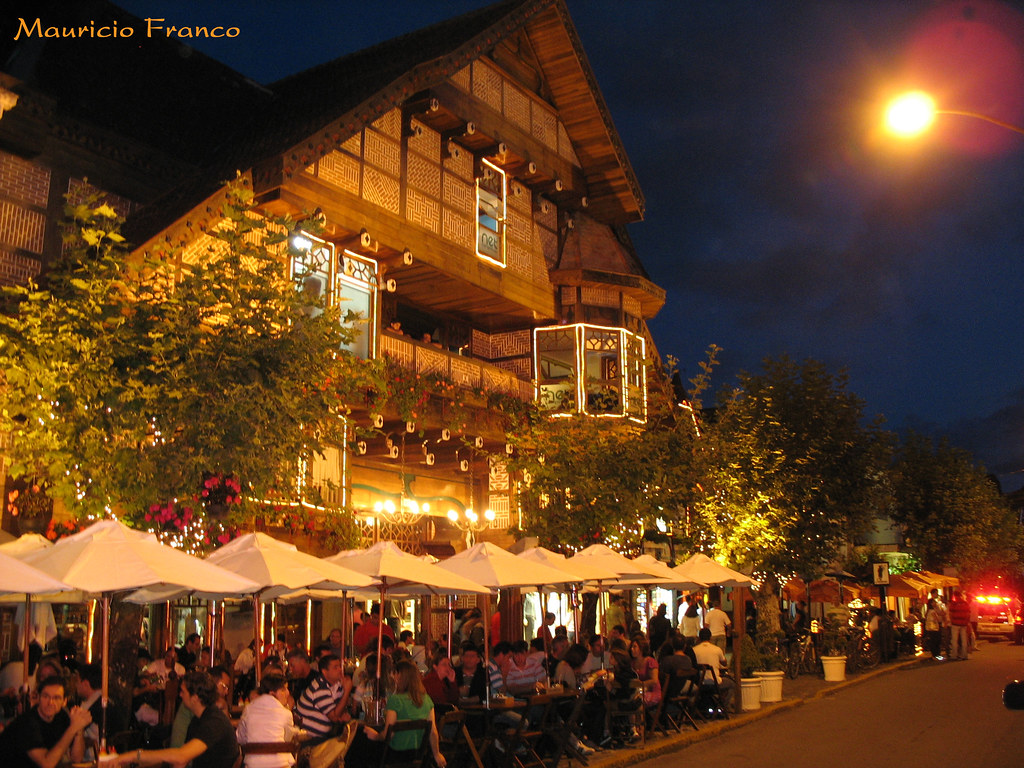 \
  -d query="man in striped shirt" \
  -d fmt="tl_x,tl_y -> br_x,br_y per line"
295,654 -> 351,741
